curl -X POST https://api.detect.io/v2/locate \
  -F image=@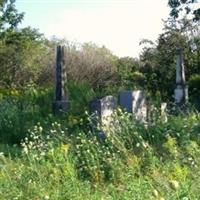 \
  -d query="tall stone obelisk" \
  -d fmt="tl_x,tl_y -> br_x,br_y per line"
174,48 -> 188,105
53,45 -> 70,114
